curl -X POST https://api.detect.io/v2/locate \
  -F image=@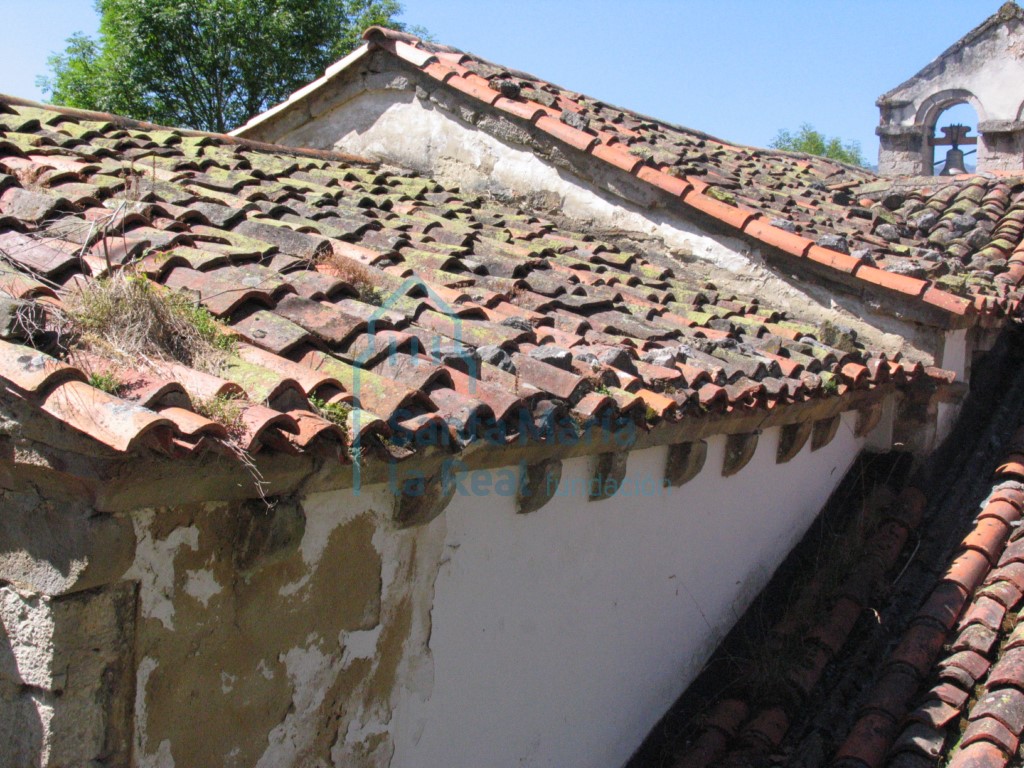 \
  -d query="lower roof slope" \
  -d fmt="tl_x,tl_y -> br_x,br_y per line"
0,96 -> 936,479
